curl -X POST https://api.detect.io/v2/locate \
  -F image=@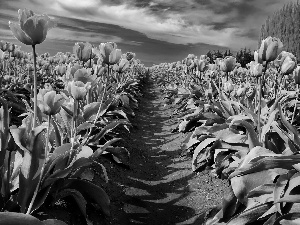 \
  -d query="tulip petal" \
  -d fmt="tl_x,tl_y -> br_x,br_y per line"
266,41 -> 279,62
44,91 -> 56,110
23,15 -> 48,45
9,22 -> 33,45
18,9 -> 34,31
